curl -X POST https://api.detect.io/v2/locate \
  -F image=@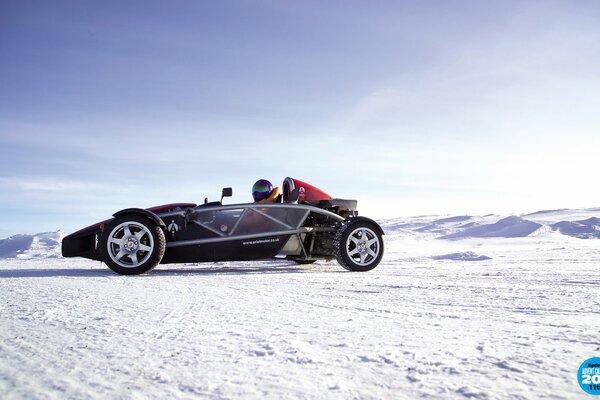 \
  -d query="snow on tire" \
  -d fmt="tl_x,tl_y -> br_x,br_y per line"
334,220 -> 384,271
